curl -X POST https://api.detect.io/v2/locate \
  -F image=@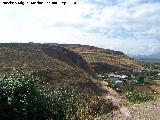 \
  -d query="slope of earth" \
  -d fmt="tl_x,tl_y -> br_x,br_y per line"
127,97 -> 160,120
106,97 -> 160,120
93,81 -> 160,120
59,44 -> 143,73
0,43 -> 99,96
0,43 -> 137,119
